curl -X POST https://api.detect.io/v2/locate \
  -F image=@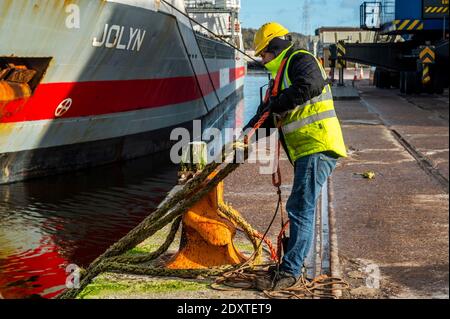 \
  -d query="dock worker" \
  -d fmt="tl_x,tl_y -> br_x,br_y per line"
243,22 -> 347,291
